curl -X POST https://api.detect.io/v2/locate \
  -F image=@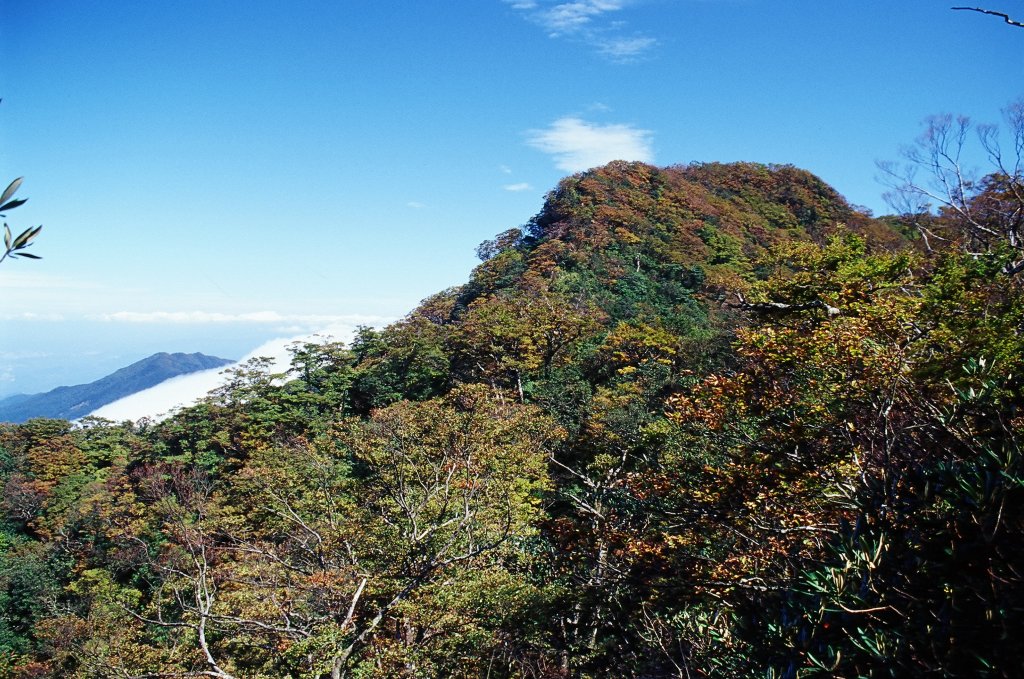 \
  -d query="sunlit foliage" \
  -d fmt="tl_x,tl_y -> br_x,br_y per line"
2,158 -> 1022,677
